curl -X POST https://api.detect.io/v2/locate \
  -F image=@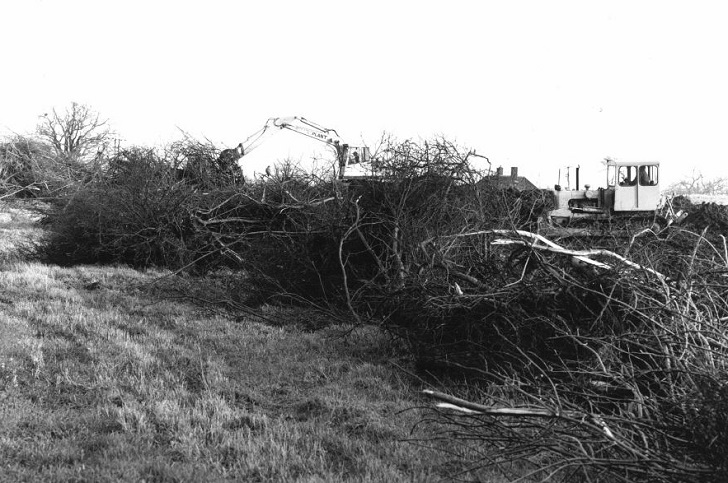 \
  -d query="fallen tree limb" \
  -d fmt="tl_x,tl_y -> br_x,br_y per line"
430,229 -> 666,280
423,389 -> 581,419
